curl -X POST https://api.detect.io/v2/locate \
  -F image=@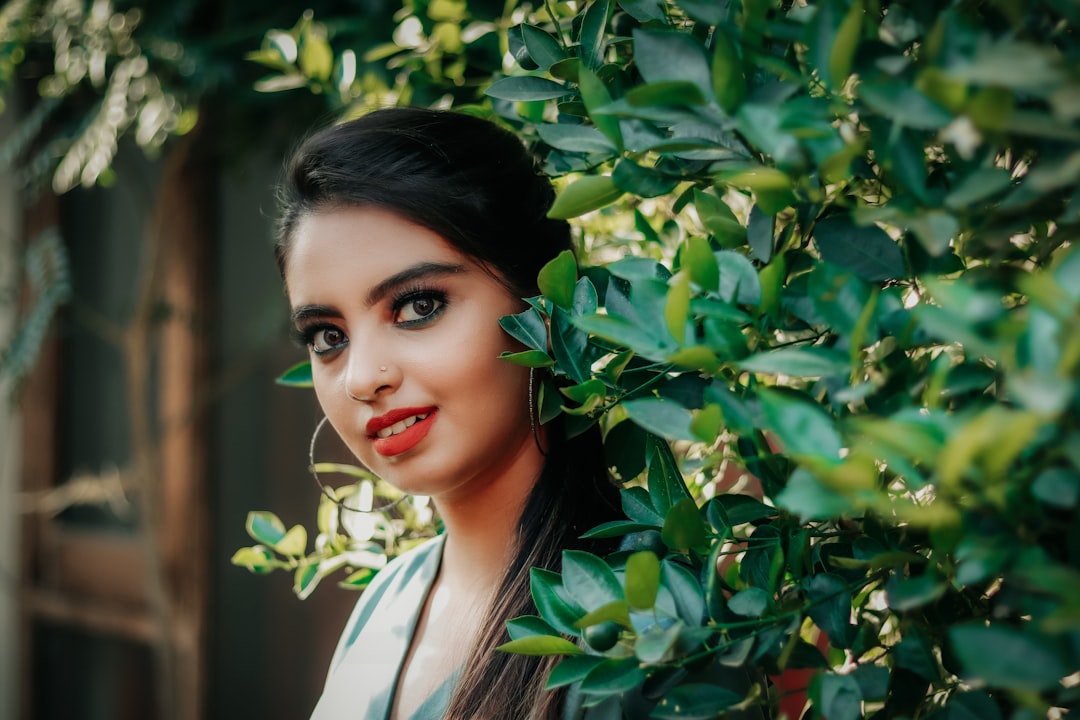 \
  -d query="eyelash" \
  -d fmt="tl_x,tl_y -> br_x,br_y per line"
390,285 -> 449,327
291,286 -> 449,355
